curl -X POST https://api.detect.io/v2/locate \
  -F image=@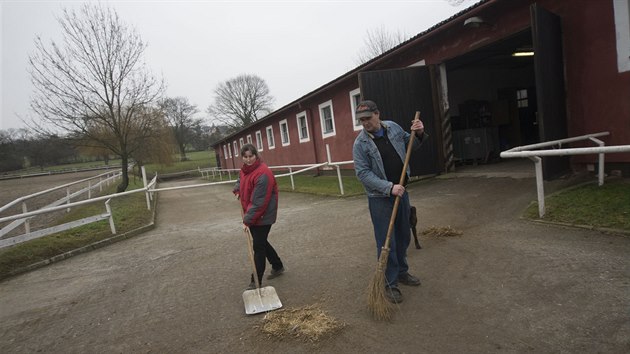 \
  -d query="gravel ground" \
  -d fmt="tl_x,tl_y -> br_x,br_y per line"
0,163 -> 629,353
